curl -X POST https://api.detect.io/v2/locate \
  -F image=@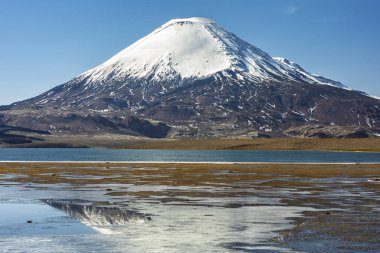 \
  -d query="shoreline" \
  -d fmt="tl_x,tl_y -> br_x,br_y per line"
1,146 -> 380,153
2,137 -> 380,152
1,161 -> 380,165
